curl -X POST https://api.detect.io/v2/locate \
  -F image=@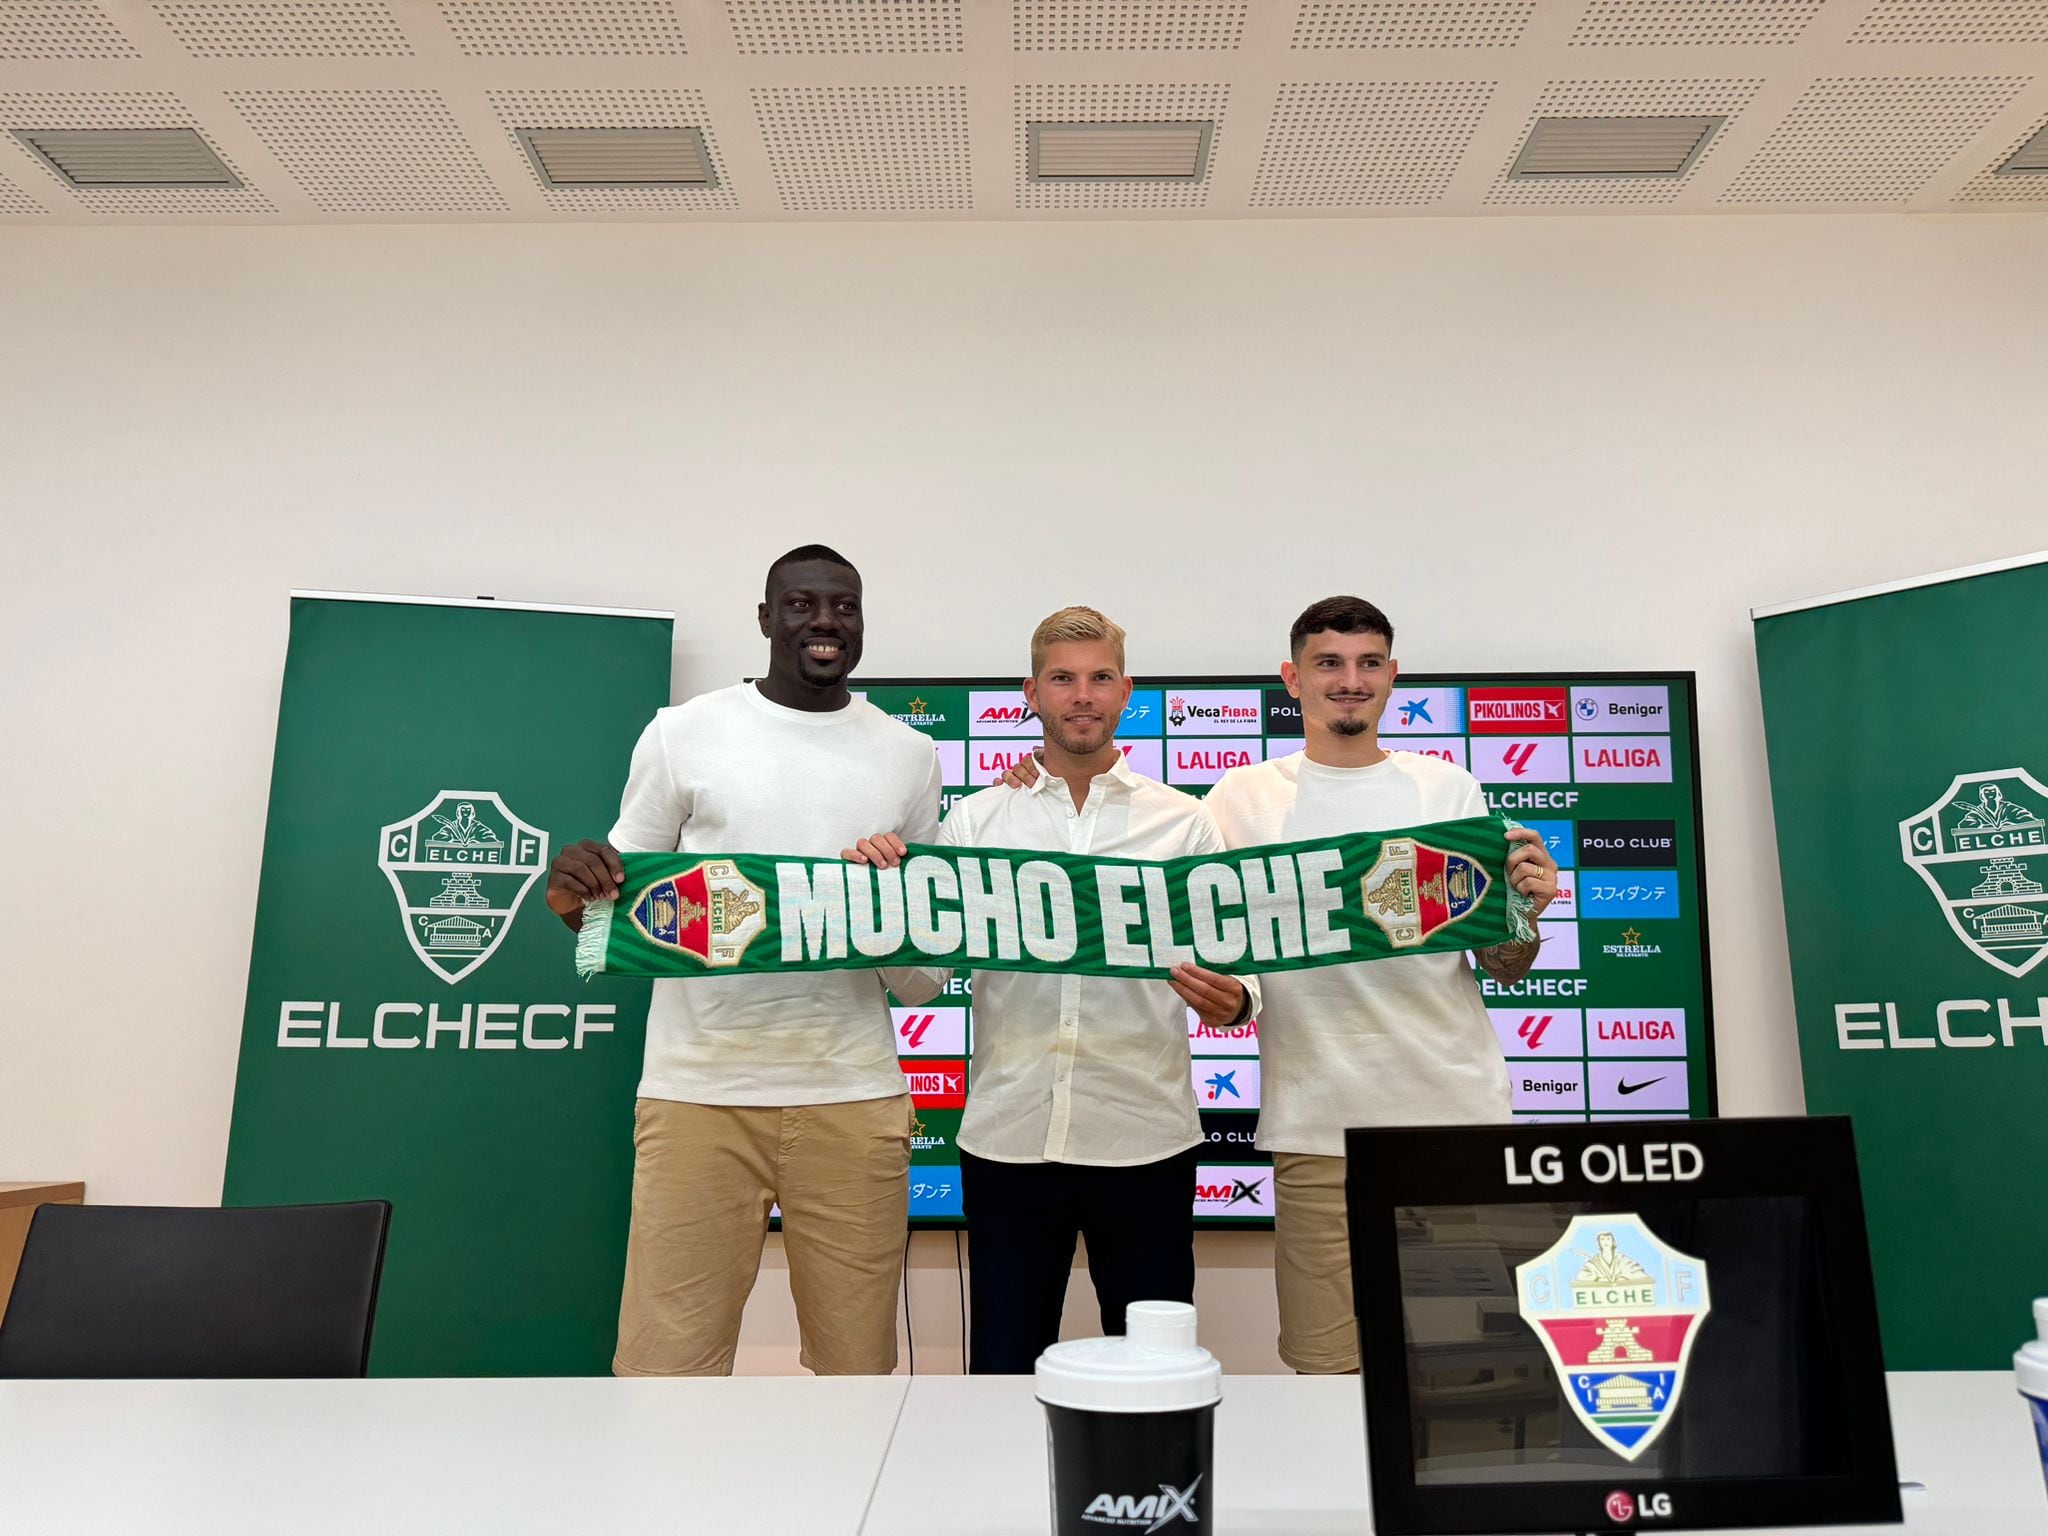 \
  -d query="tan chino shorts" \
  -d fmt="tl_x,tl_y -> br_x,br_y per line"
613,1093 -> 913,1377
